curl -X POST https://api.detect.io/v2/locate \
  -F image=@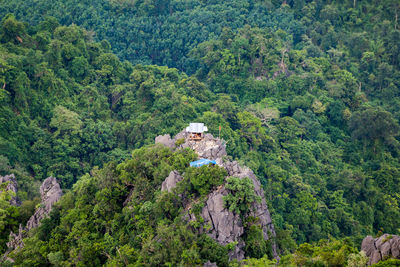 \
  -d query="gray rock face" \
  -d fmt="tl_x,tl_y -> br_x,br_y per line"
203,261 -> 218,267
361,234 -> 400,265
155,130 -> 227,160
161,171 -> 183,192
0,174 -> 20,206
223,161 -> 278,259
7,177 -> 63,251
6,225 -> 24,252
200,186 -> 245,261
26,177 -> 63,230
171,129 -> 278,261
181,133 -> 227,160
195,161 -> 278,261
155,134 -> 175,148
